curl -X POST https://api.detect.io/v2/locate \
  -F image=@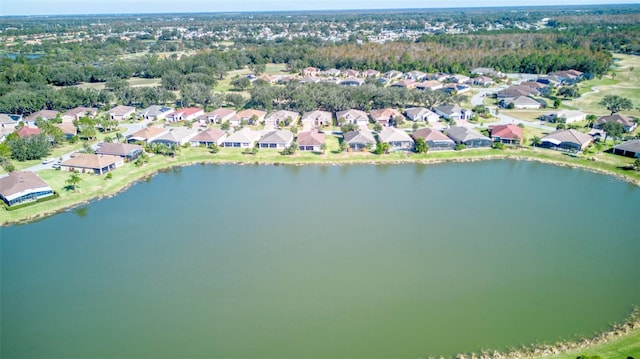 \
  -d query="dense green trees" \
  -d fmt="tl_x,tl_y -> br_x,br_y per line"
6,134 -> 51,161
